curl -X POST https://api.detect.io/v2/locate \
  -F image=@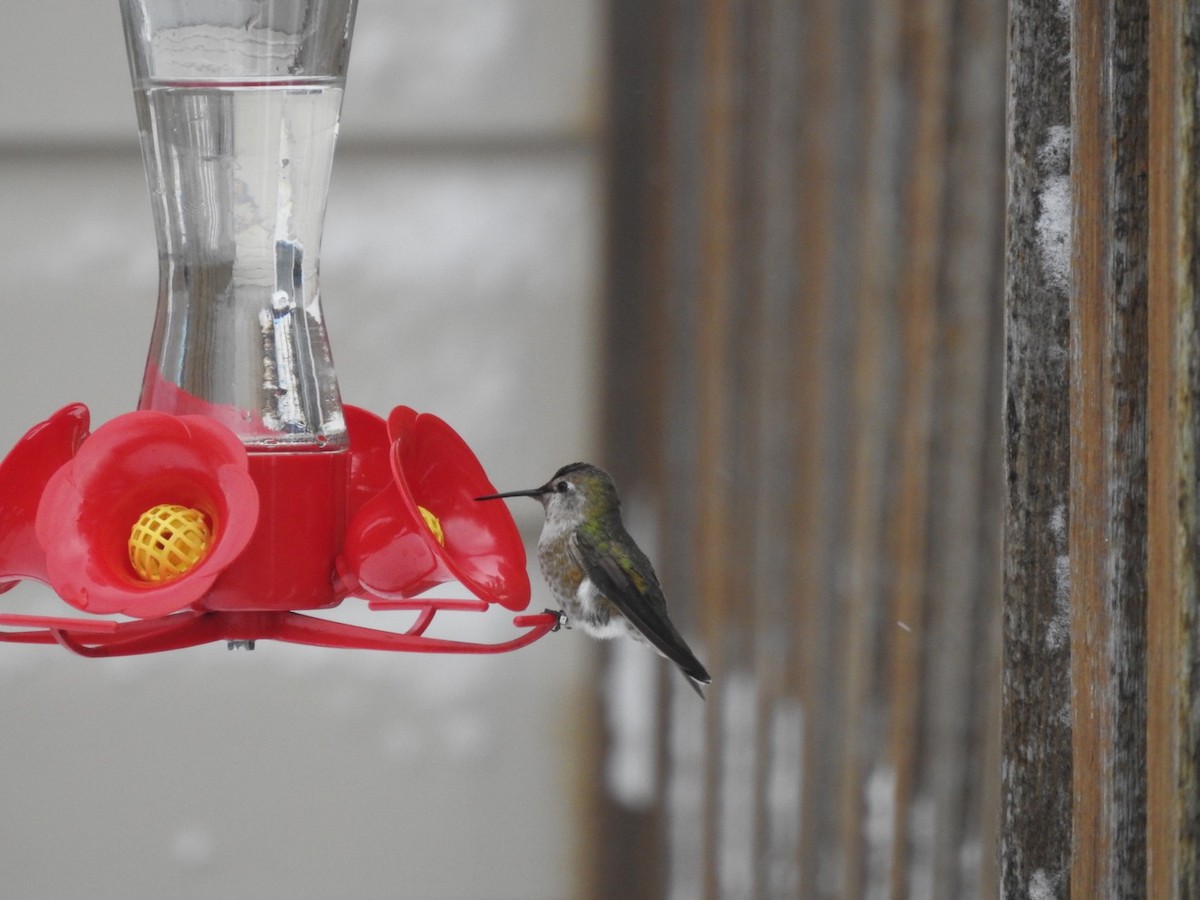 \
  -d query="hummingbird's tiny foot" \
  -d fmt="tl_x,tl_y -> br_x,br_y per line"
545,609 -> 569,632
